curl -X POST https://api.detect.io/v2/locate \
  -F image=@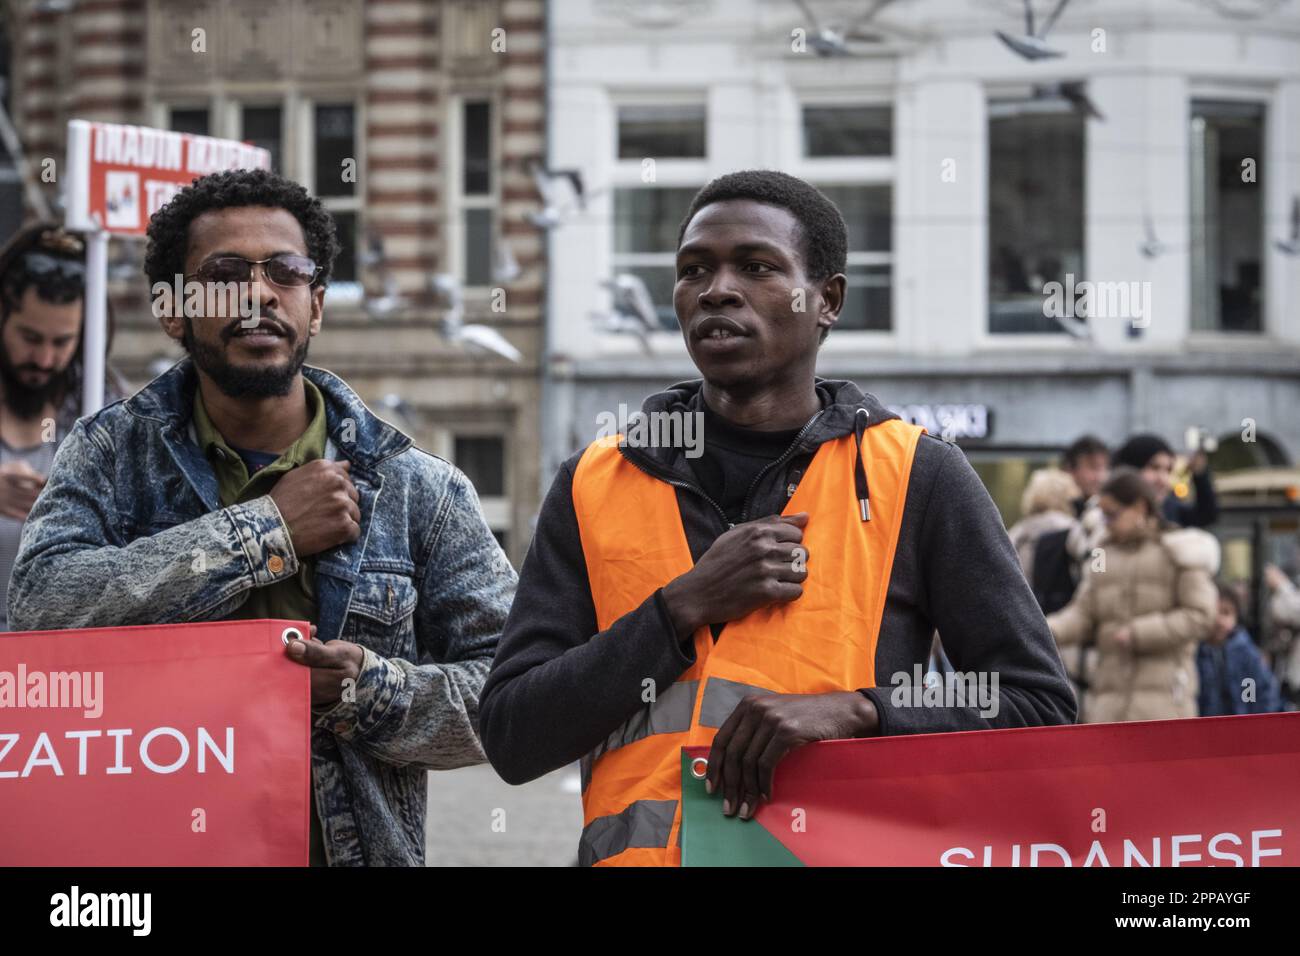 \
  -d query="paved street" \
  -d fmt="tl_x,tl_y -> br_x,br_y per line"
425,763 -> 584,866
